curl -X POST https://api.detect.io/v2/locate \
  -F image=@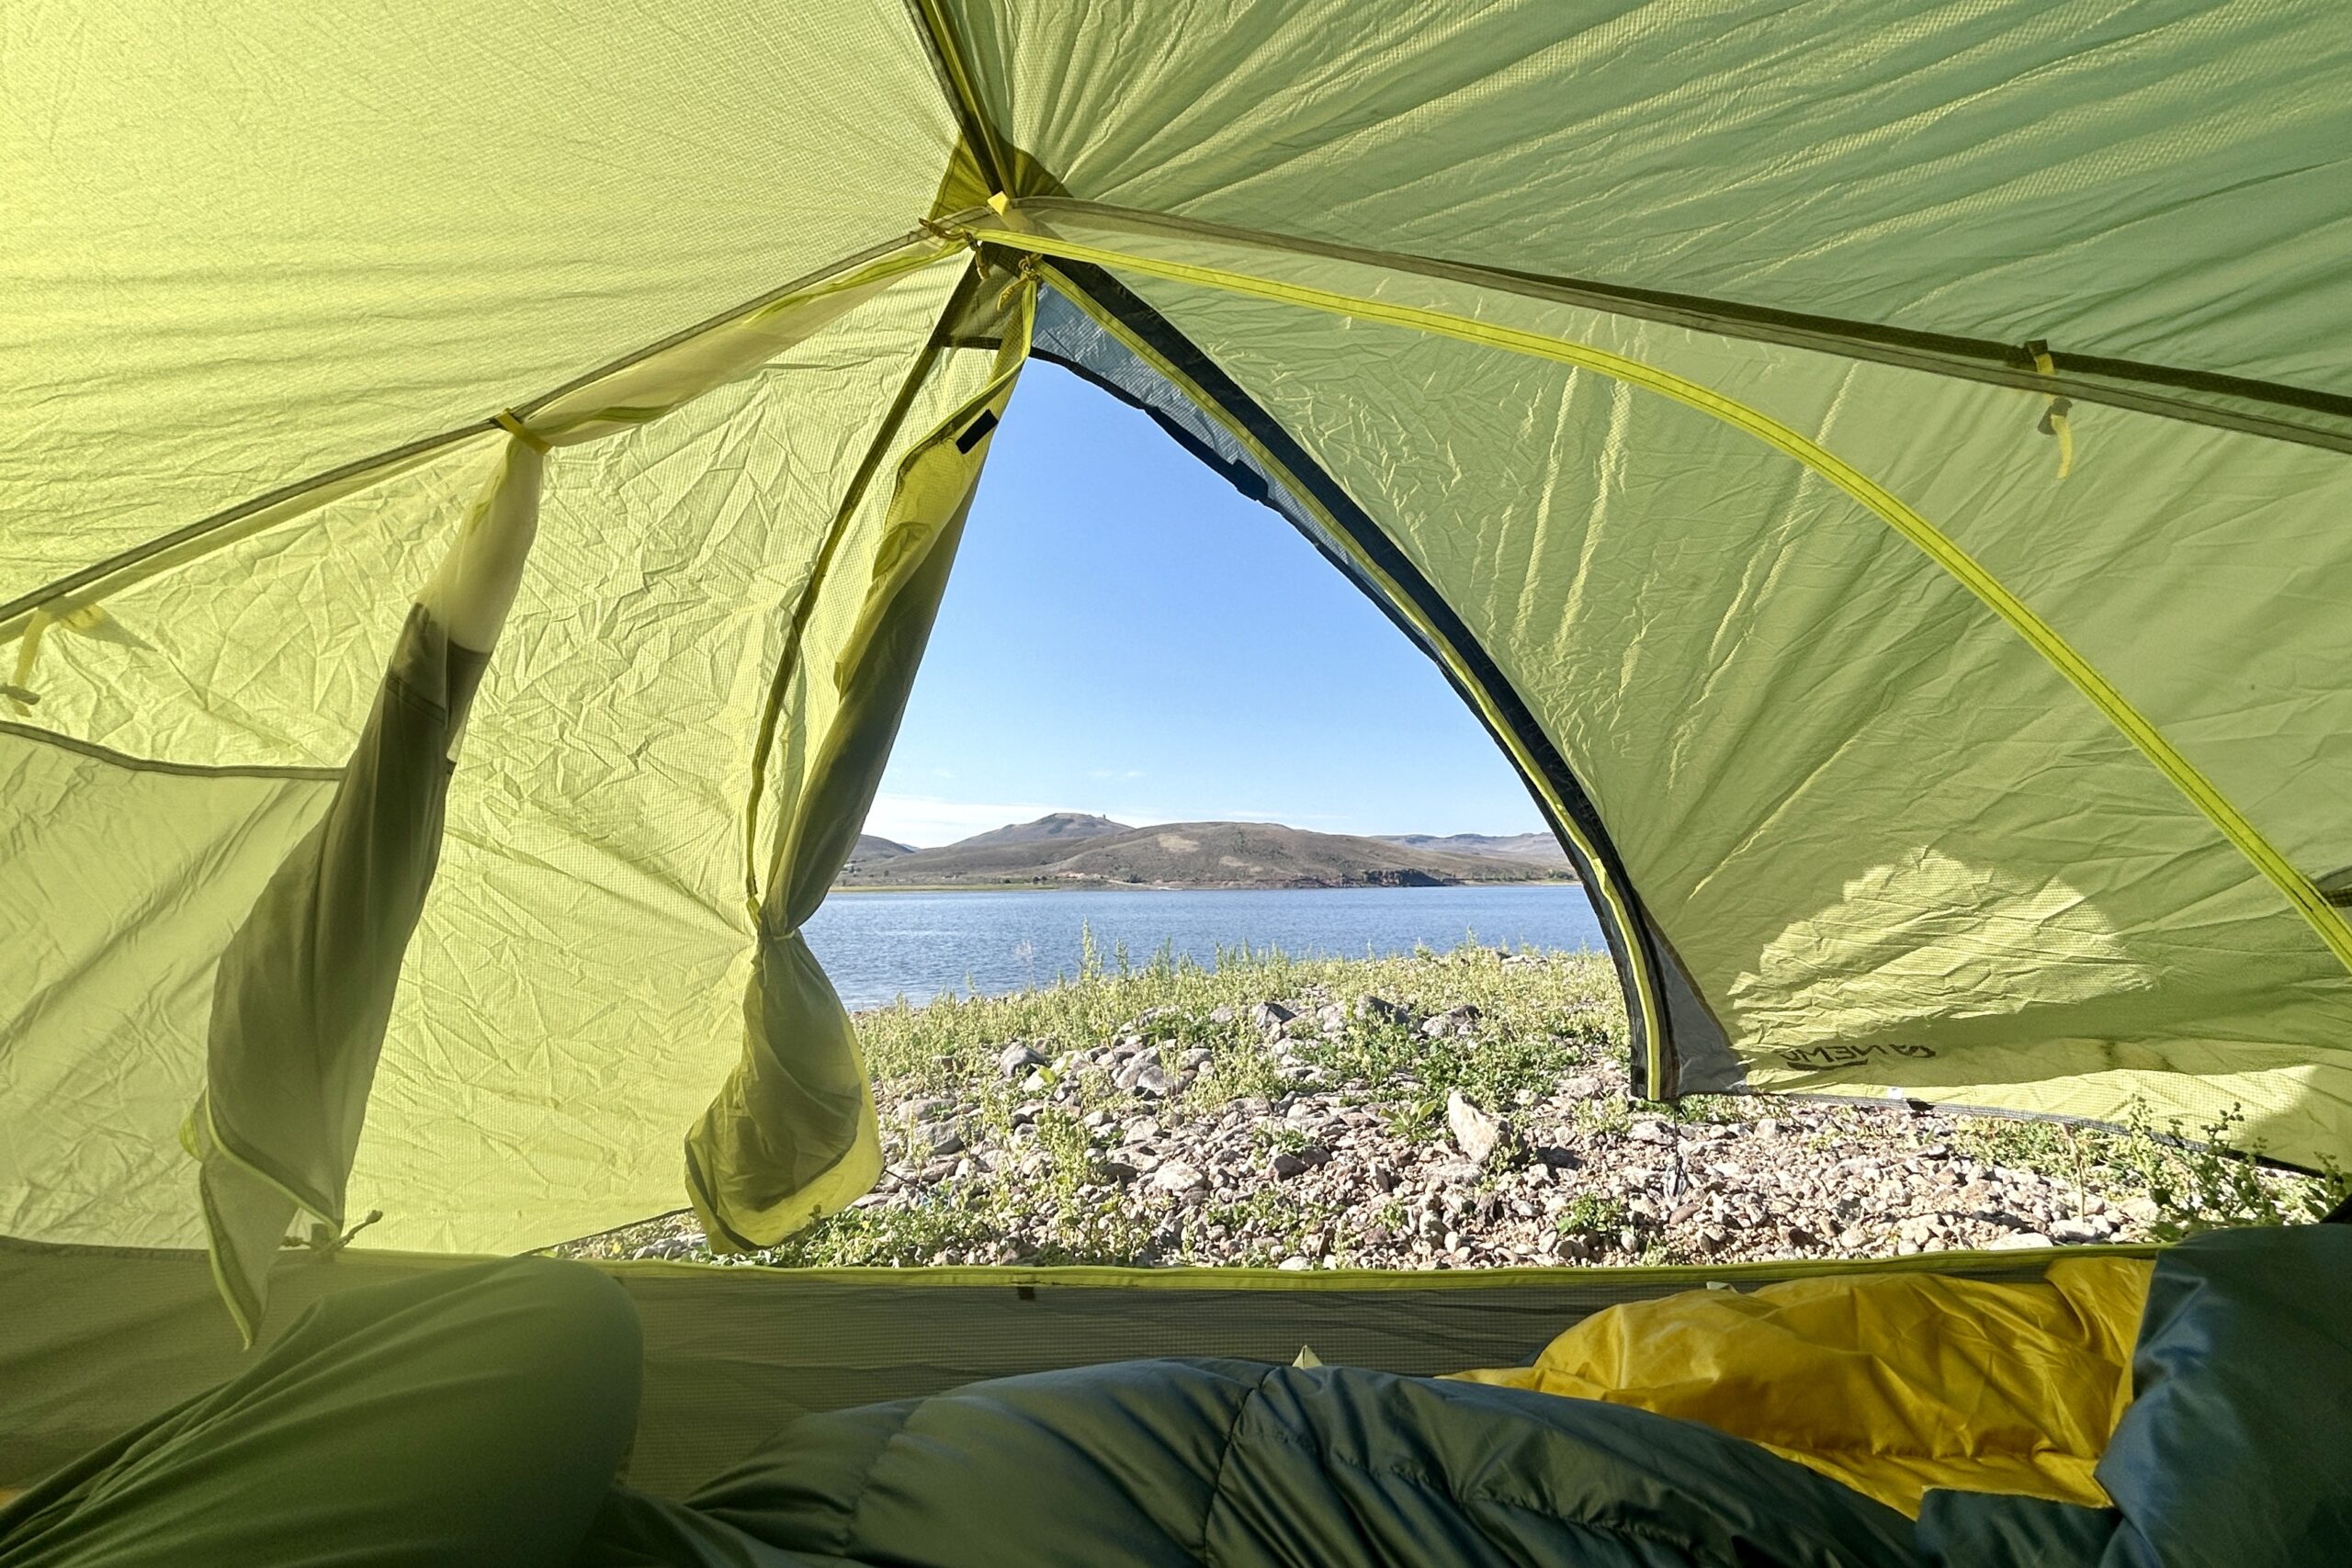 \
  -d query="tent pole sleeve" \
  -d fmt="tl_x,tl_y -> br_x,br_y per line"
1035,265 -> 1675,1090
986,222 -> 2352,982
907,0 -> 1011,197
1008,199 -> 2352,454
